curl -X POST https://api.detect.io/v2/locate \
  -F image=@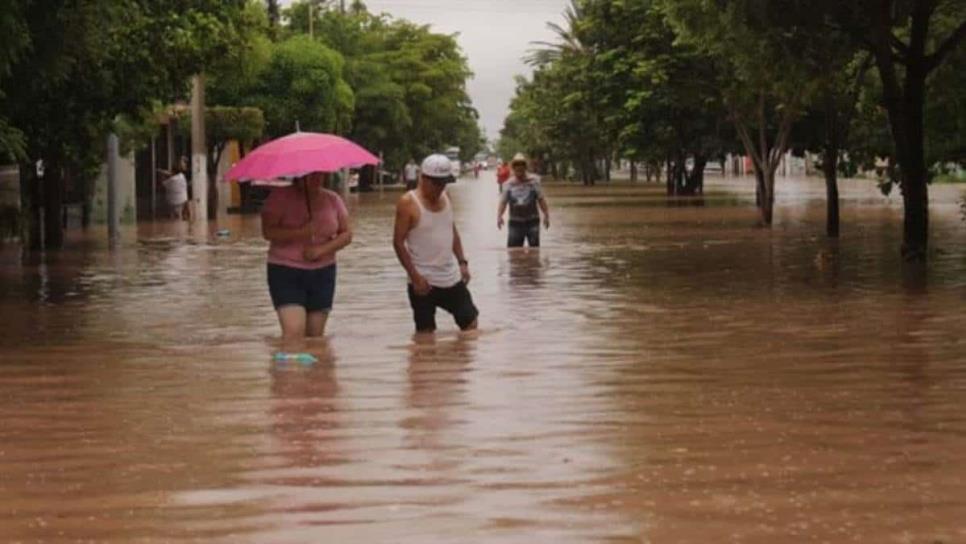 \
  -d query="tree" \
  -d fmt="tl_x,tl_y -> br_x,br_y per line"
250,35 -> 354,137
266,0 -> 281,34
1,0 -> 256,248
663,0 -> 826,225
287,4 -> 482,173
581,0 -> 733,195
527,0 -> 612,184
0,0 -> 29,160
924,34 -> 966,174
786,10 -> 875,239
828,1 -> 966,260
